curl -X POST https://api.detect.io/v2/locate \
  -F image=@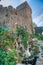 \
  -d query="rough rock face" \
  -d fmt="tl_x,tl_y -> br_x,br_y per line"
0,1 -> 33,34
